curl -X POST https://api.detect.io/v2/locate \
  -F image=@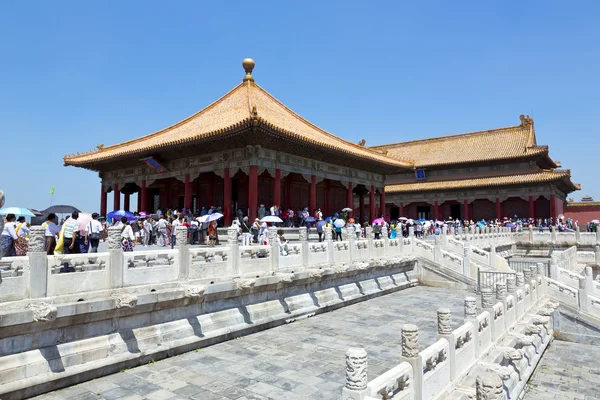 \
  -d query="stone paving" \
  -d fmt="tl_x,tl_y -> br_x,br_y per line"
525,340 -> 600,399
31,286 -> 474,400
